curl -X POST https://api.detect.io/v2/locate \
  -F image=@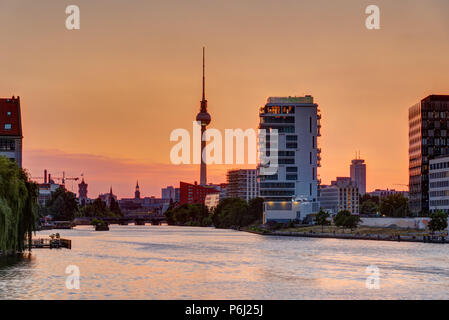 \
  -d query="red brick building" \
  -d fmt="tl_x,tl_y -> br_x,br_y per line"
179,181 -> 221,205
0,96 -> 22,167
